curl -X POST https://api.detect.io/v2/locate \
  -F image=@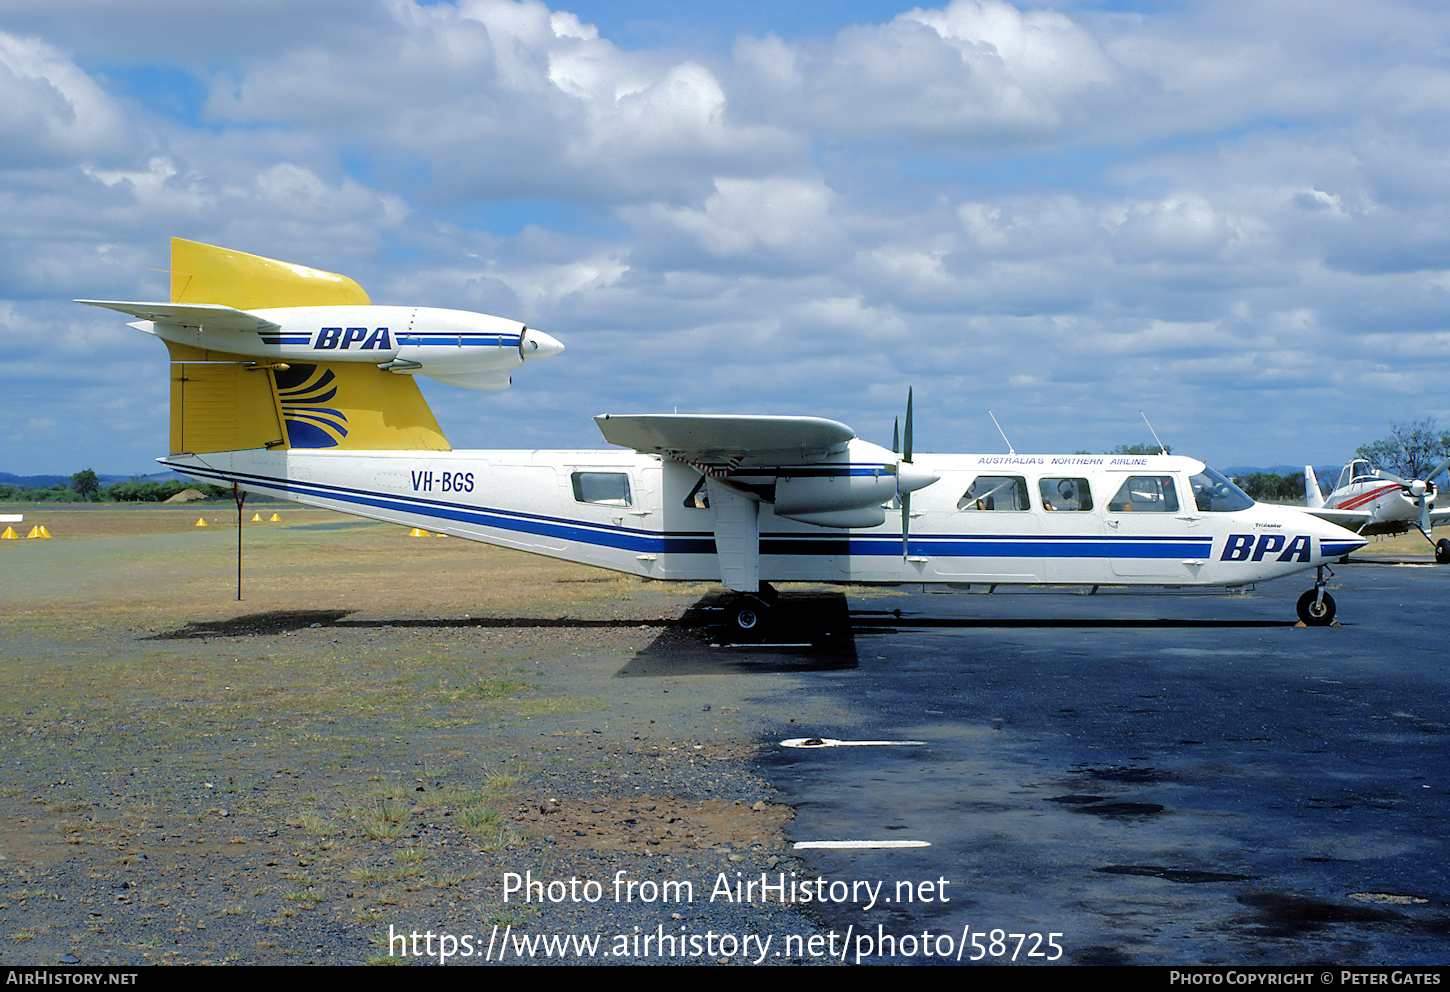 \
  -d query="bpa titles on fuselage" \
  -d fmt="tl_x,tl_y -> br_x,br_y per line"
314,327 -> 390,350
1221,533 -> 1311,562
